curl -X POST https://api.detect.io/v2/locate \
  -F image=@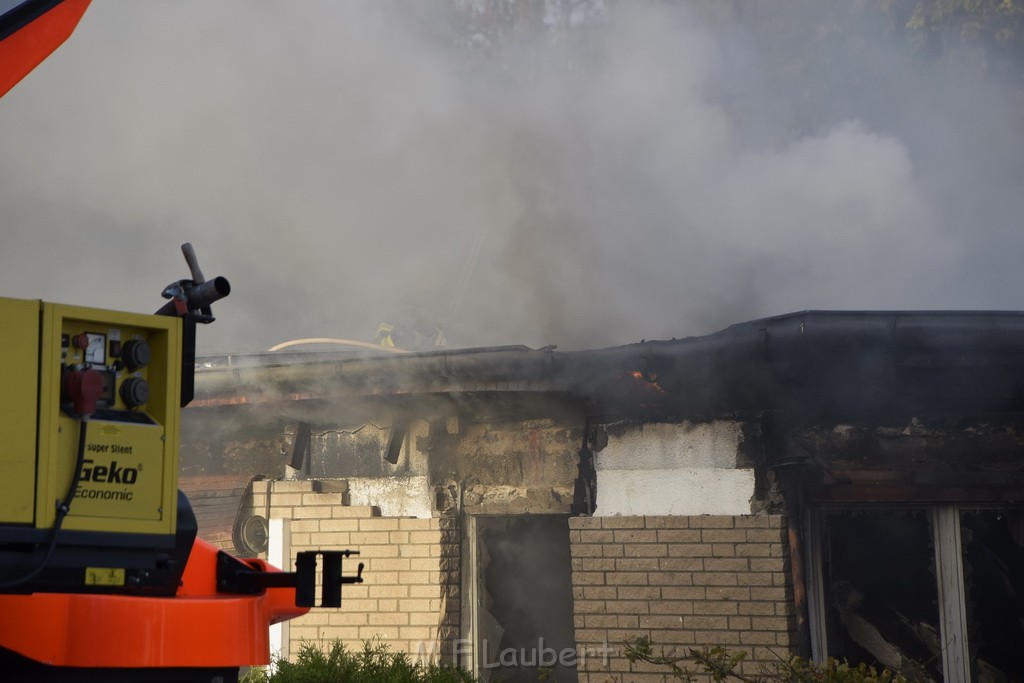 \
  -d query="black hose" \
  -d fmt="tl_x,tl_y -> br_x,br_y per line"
0,419 -> 89,589
55,419 -> 88,517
